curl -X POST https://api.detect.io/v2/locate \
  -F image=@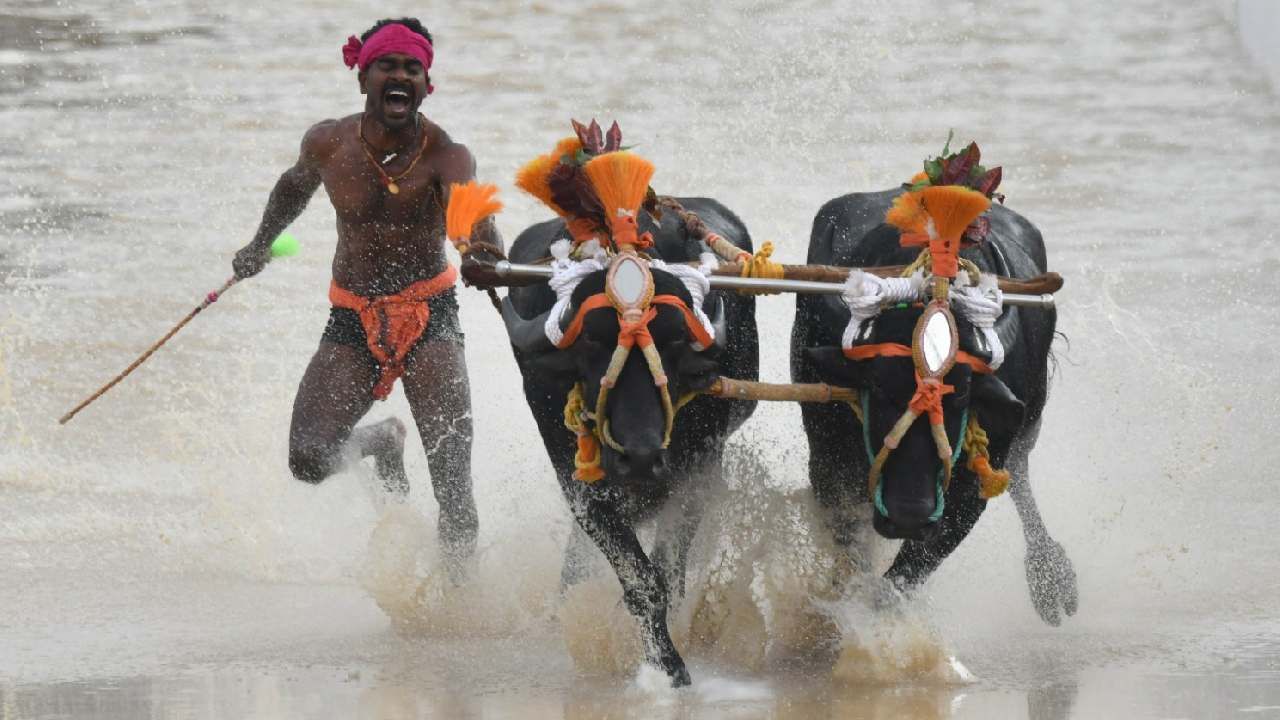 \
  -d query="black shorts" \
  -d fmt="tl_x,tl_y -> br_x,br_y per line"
321,288 -> 464,353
